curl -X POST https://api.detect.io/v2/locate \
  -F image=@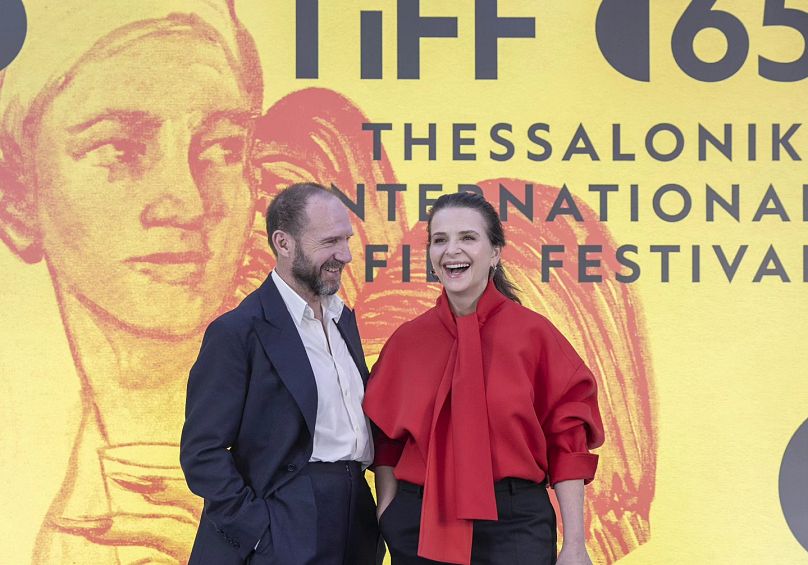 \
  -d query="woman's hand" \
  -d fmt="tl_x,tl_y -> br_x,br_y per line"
374,466 -> 399,521
557,543 -> 594,565
554,479 -> 593,565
